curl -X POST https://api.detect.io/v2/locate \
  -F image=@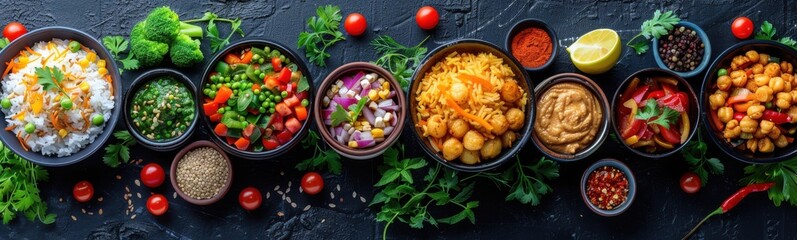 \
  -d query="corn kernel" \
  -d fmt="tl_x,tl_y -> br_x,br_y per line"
86,52 -> 96,62
368,89 -> 378,101
18,56 -> 29,65
382,81 -> 390,91
78,58 -> 89,68
79,81 -> 90,93
97,60 -> 106,68
371,128 -> 384,138
98,67 -> 108,76
378,89 -> 389,99
58,129 -> 68,138
348,141 -> 358,148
